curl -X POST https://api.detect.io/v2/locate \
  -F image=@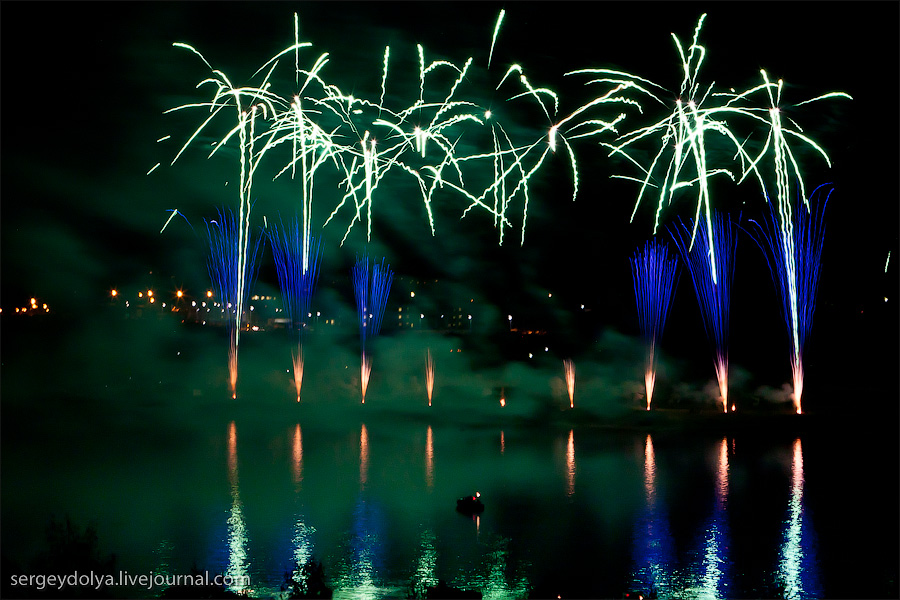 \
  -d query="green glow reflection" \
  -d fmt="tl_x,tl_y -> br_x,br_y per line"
699,437 -> 731,598
631,434 -> 679,597
777,438 -> 820,599
455,536 -> 530,600
409,529 -> 438,598
331,498 -> 397,600
291,520 -> 316,587
225,421 -> 250,595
